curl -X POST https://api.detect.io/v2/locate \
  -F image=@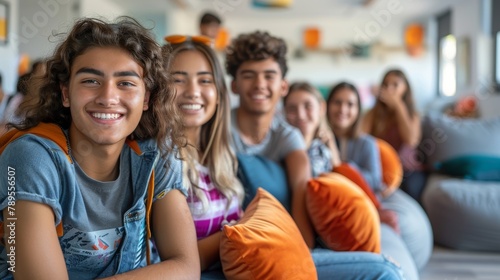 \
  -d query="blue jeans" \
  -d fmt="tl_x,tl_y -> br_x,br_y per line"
201,250 -> 405,280
312,249 -> 405,280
